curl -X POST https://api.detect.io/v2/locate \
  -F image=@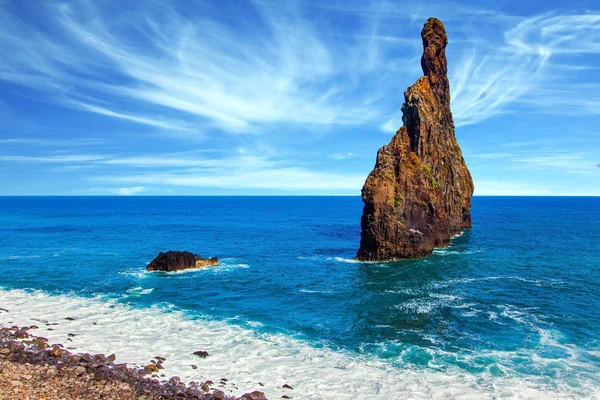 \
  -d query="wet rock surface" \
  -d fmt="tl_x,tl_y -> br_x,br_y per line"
194,350 -> 210,359
0,325 -> 266,399
147,251 -> 219,272
357,18 -> 474,261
